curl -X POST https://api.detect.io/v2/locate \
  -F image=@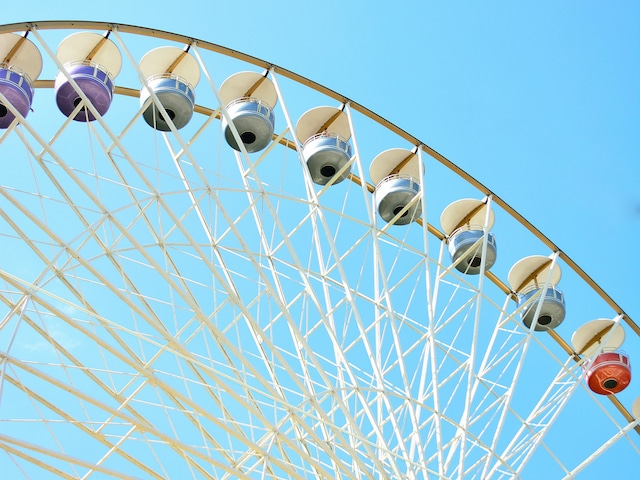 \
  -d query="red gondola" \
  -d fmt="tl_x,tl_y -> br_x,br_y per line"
584,351 -> 631,395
